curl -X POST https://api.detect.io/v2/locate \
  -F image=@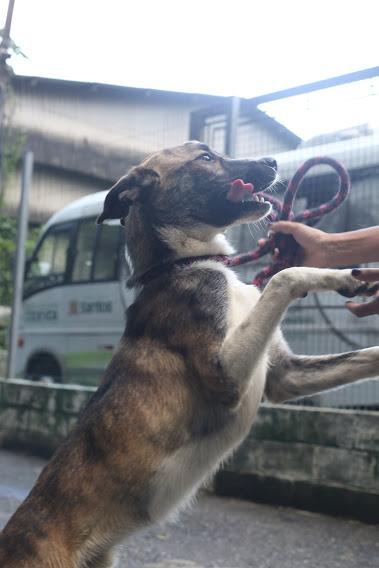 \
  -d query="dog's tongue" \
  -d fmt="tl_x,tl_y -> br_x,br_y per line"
227,179 -> 254,202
